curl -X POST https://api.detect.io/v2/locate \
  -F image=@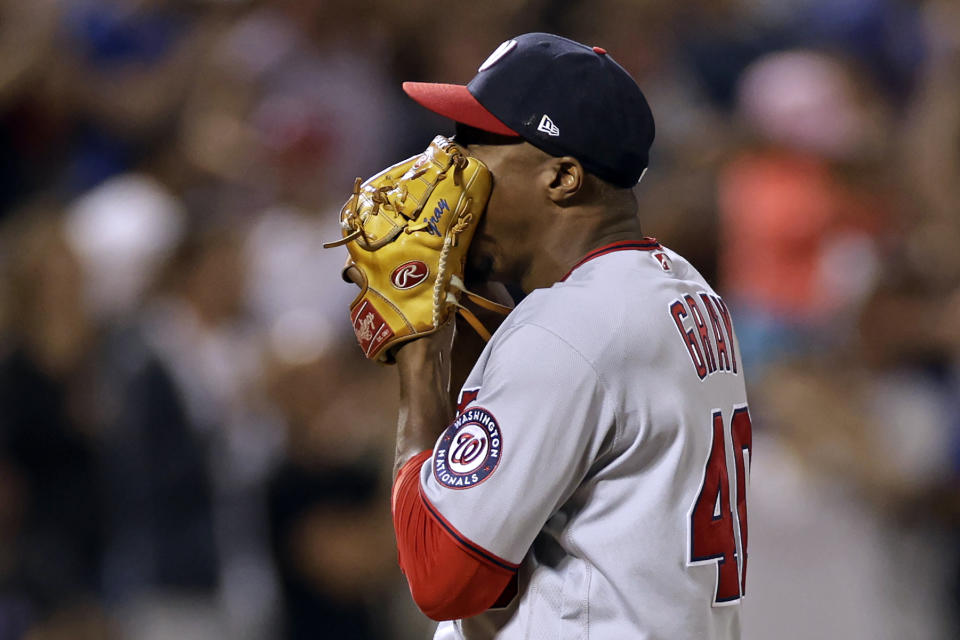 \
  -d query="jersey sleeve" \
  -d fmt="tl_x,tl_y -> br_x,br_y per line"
421,323 -> 617,565
392,450 -> 517,620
